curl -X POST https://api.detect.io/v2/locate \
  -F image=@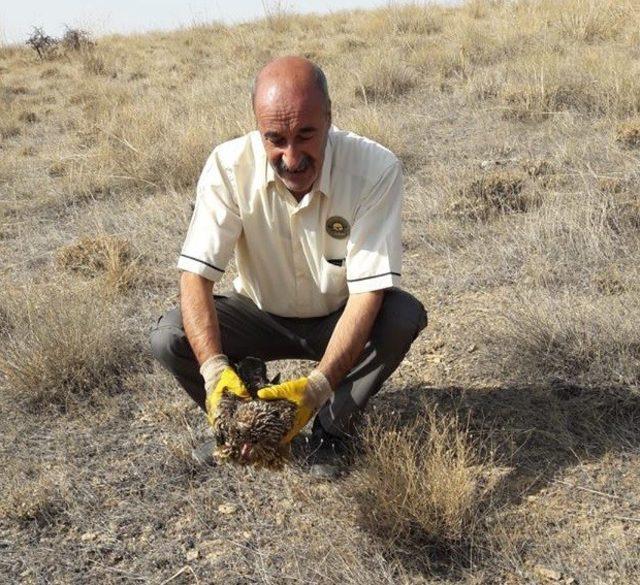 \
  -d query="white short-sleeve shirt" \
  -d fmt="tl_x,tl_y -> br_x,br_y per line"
177,126 -> 403,318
